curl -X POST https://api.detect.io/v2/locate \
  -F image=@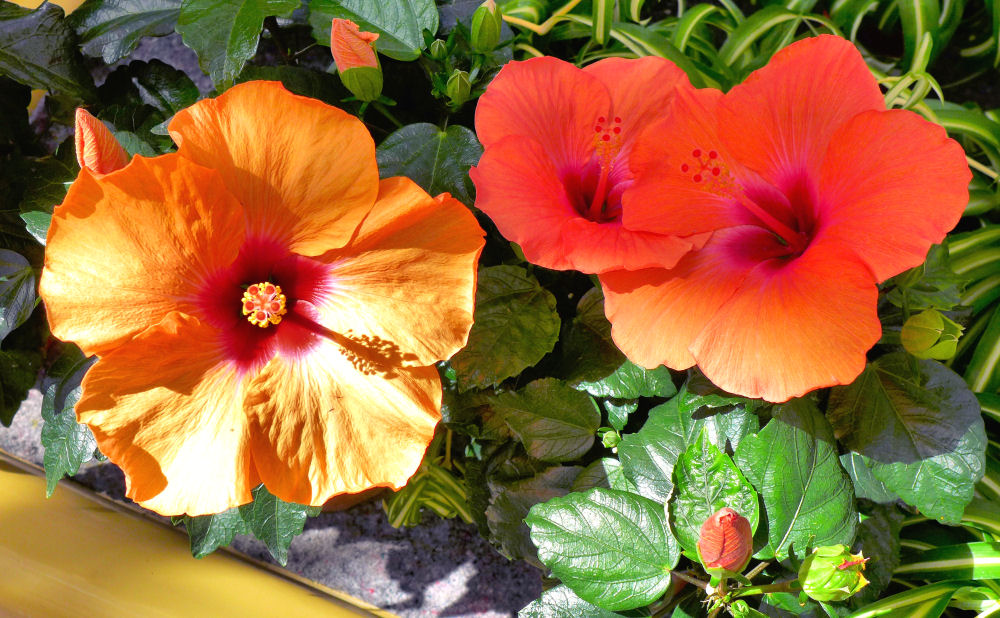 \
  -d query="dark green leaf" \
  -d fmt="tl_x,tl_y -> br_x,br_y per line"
486,465 -> 582,565
450,265 -> 560,390
40,350 -> 97,496
0,3 -> 96,101
827,352 -> 986,523
71,0 -> 182,63
559,287 -> 625,385
376,123 -> 482,205
618,398 -> 757,503
184,506 -> 248,558
885,244 -> 964,312
604,400 -> 636,432
176,0 -> 300,88
0,77 -> 32,148
734,399 -> 857,560
839,451 -> 897,504
669,430 -> 759,555
0,349 -> 39,426
571,457 -> 638,493
492,378 -> 601,463
237,64 -> 347,106
576,361 -> 676,400
18,155 -> 76,236
309,0 -> 438,61
0,249 -> 36,343
20,212 -> 52,246
851,505 -> 904,607
520,584 -> 649,618
526,488 -> 680,611
677,369 -> 761,415
238,484 -> 317,565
